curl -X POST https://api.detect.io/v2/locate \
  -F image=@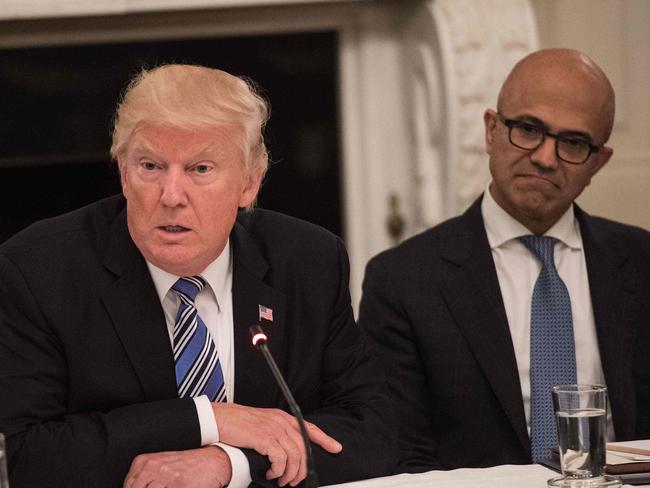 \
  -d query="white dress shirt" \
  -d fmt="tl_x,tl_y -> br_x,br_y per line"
481,184 -> 614,440
147,240 -> 252,487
